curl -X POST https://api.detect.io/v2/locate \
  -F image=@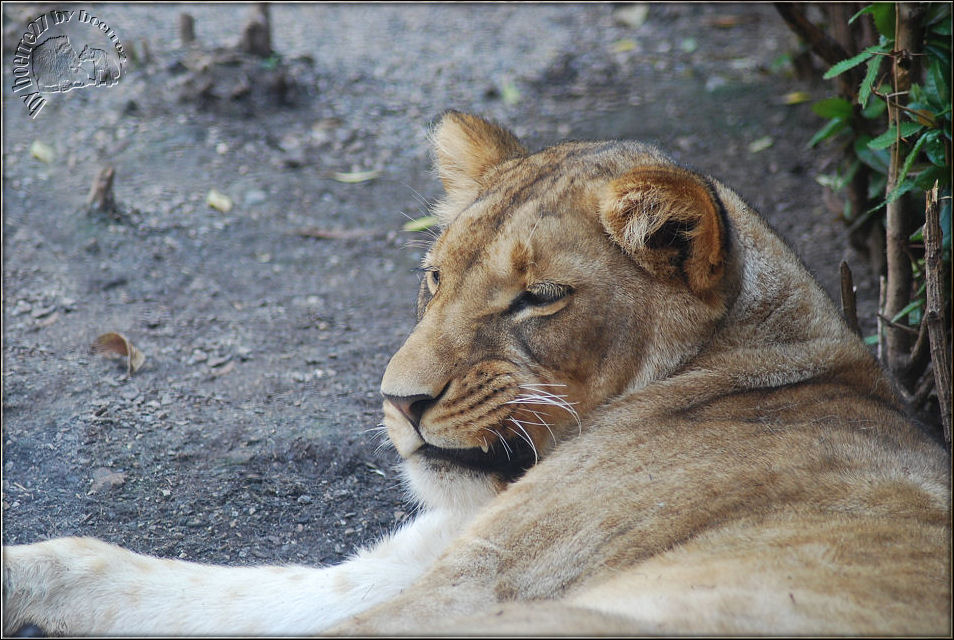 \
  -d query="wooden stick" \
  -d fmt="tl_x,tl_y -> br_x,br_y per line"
923,183 -> 951,447
86,166 -> 116,213
773,4 -> 852,68
840,261 -> 862,336
877,275 -> 886,363
179,14 -> 195,47
881,4 -> 923,385
239,3 -> 271,57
